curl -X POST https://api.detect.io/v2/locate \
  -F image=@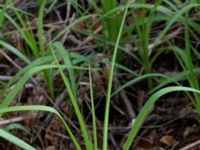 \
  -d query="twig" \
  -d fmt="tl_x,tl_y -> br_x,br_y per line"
0,75 -> 12,81
61,14 -> 76,44
0,49 -> 20,69
180,139 -> 200,150
109,133 -> 121,150
115,78 -> 136,119
0,116 -> 24,125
